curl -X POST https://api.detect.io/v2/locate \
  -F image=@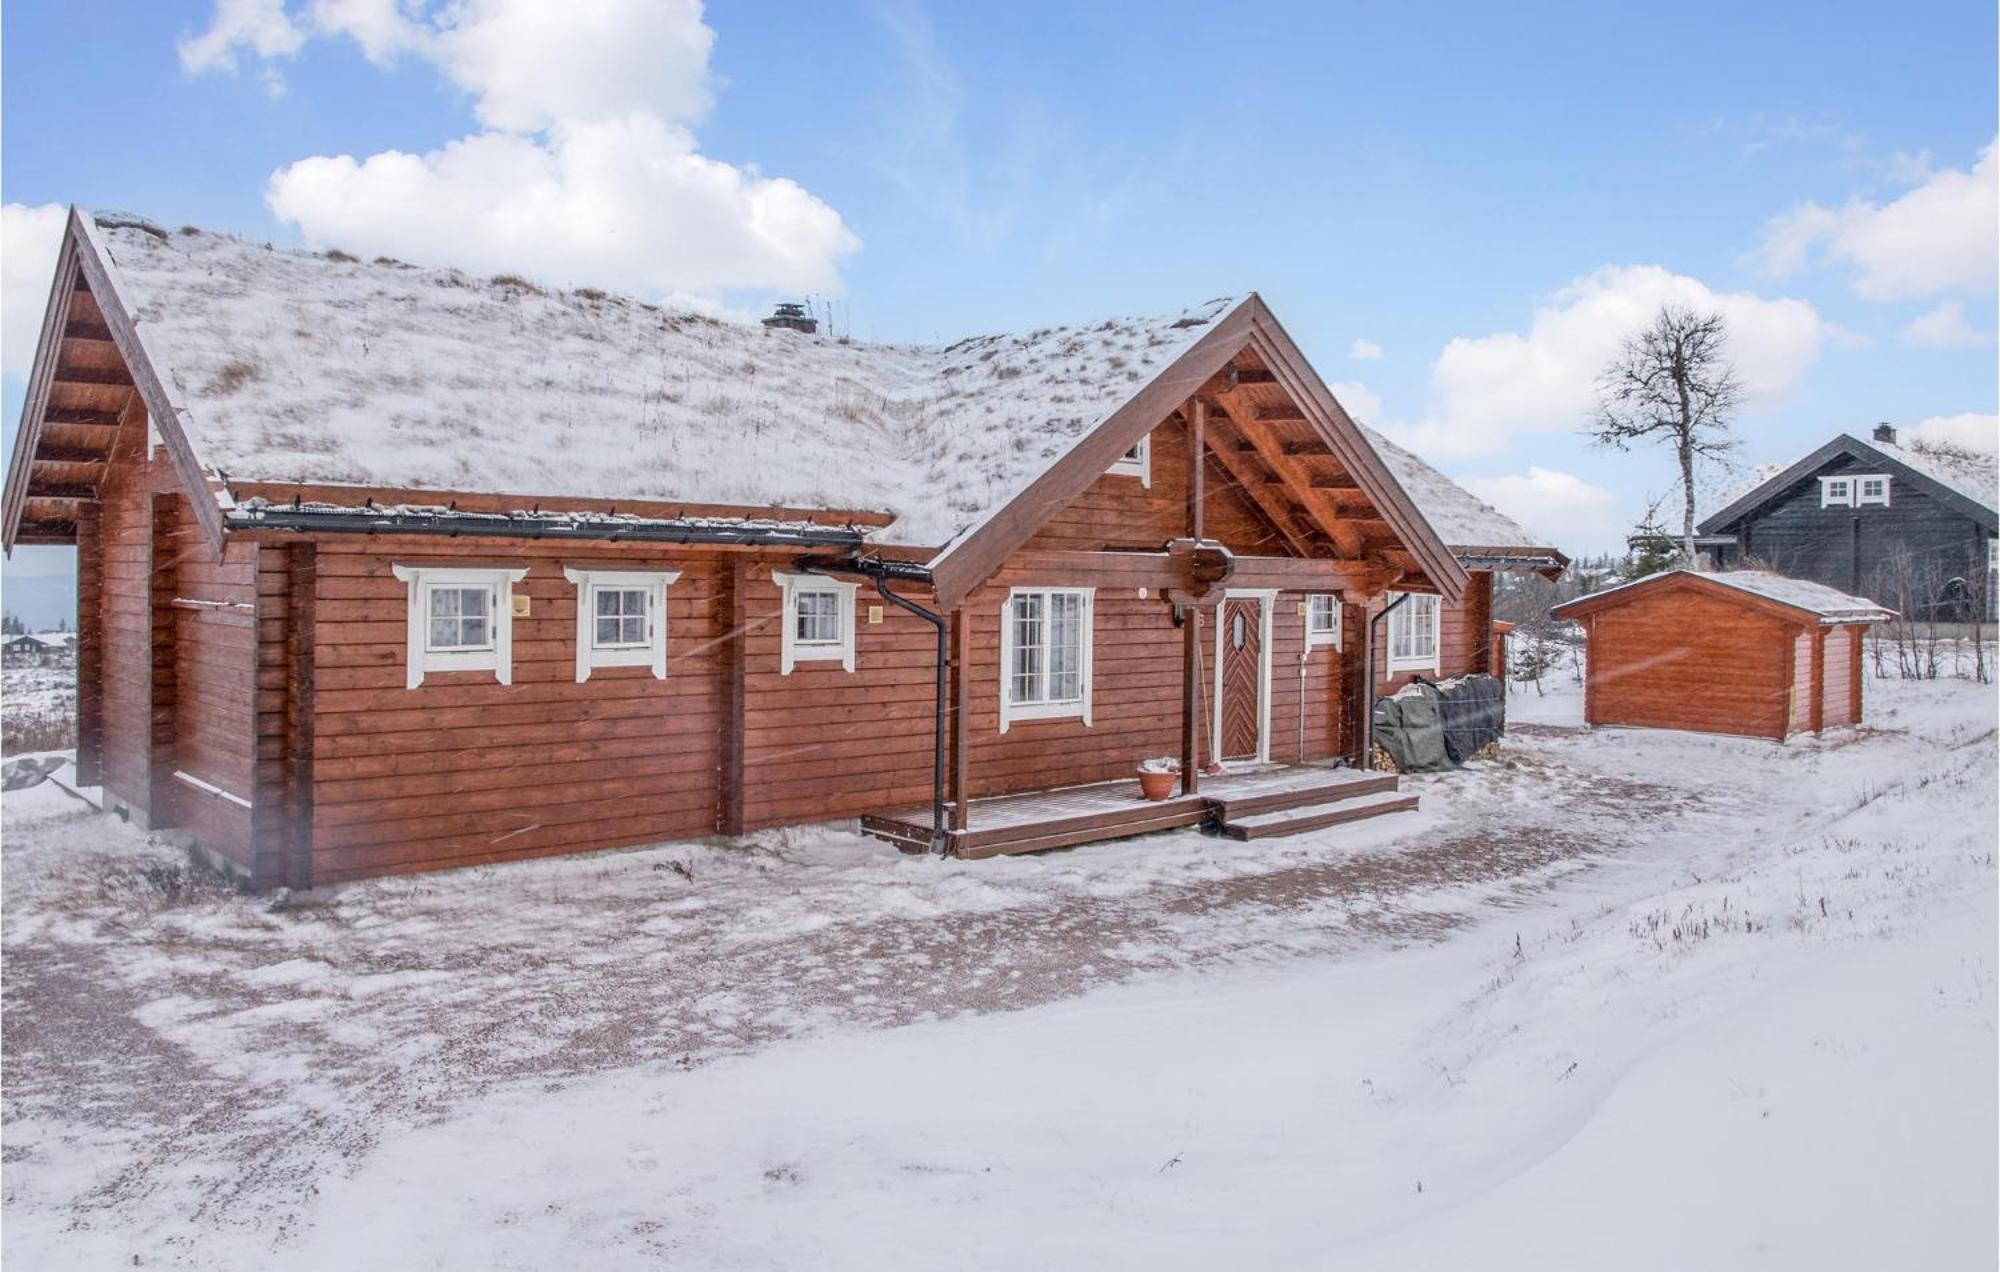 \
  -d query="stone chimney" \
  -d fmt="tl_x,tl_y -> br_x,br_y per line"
1872,422 -> 1897,445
